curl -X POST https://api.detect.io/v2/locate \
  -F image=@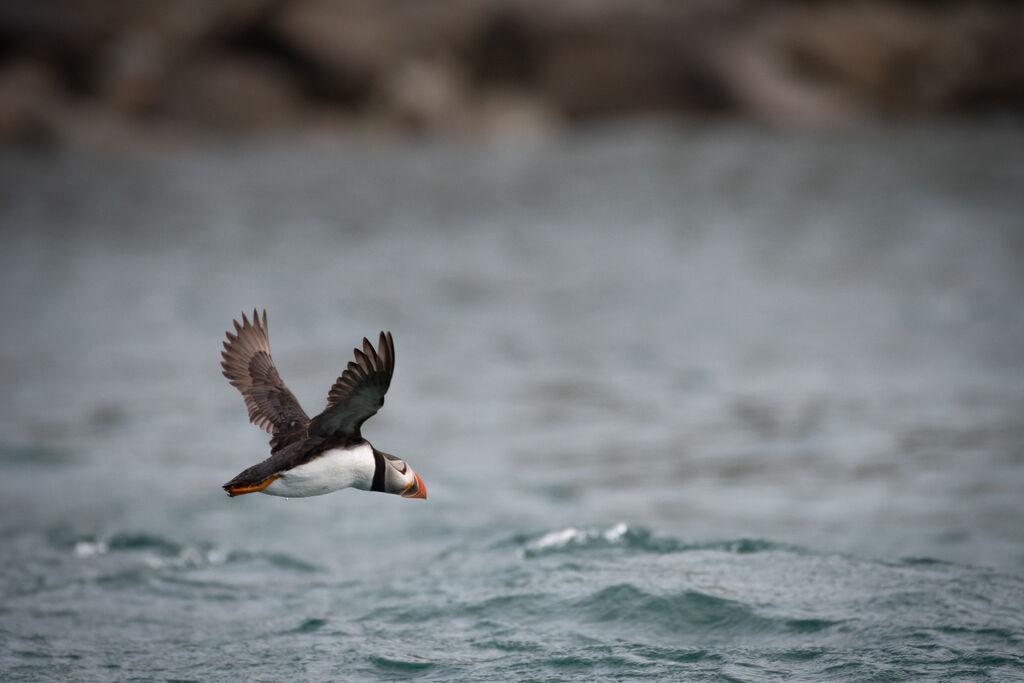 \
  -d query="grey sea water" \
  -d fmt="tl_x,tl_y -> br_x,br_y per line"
2,123 -> 1023,681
